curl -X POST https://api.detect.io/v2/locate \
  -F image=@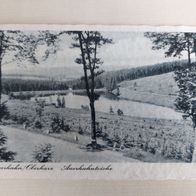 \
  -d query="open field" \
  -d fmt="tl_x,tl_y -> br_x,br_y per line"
2,97 -> 194,162
119,72 -> 178,108
0,126 -> 136,162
